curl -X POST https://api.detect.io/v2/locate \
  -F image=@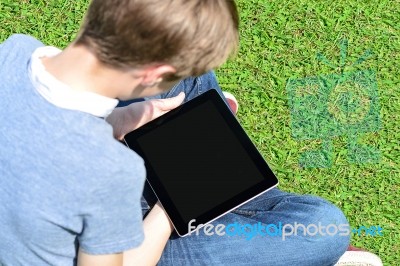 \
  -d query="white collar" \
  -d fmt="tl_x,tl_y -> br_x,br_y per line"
28,46 -> 119,118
